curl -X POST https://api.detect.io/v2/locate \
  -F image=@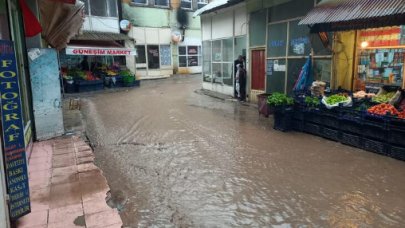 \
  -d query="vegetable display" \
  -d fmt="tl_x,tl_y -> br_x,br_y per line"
267,93 -> 294,106
325,94 -> 349,105
371,92 -> 396,103
304,96 -> 320,108
353,90 -> 376,99
367,104 -> 399,116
